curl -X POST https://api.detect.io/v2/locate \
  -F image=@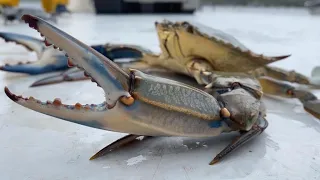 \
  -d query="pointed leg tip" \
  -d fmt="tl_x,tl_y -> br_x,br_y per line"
89,151 -> 108,161
29,84 -> 40,88
274,54 -> 291,60
209,158 -> 219,165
